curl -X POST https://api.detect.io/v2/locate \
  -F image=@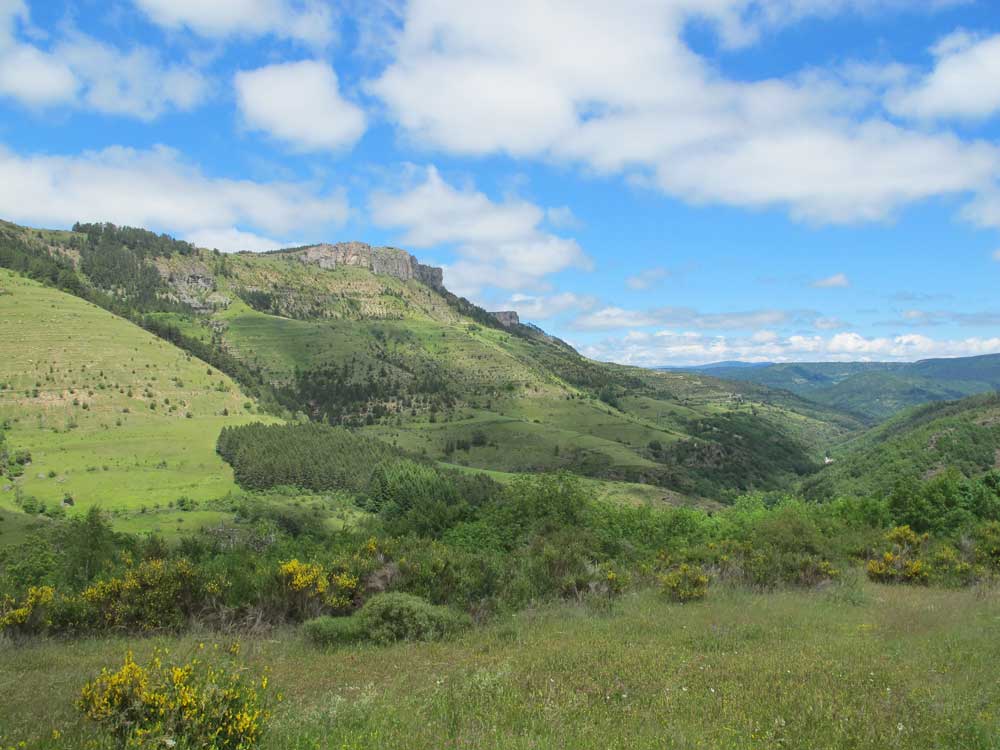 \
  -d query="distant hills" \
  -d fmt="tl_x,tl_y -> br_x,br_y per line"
672,357 -> 1000,423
